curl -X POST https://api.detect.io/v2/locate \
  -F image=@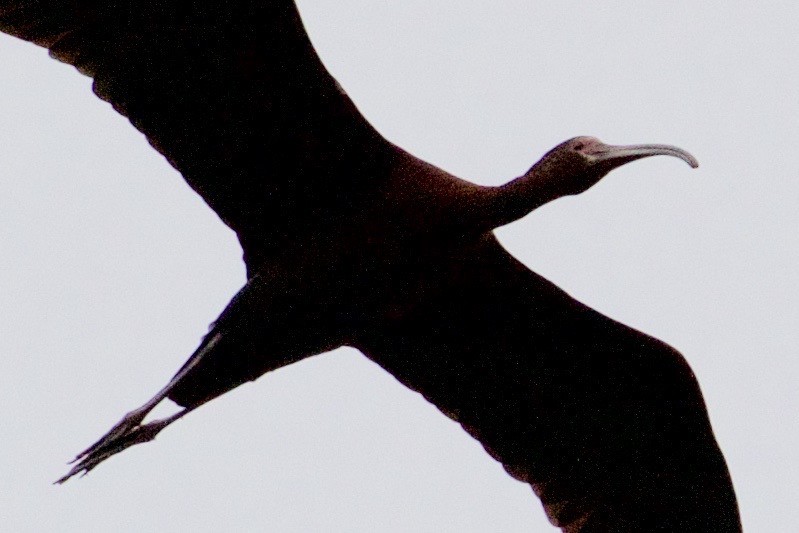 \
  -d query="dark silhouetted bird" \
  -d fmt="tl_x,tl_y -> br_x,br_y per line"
0,1 -> 740,530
